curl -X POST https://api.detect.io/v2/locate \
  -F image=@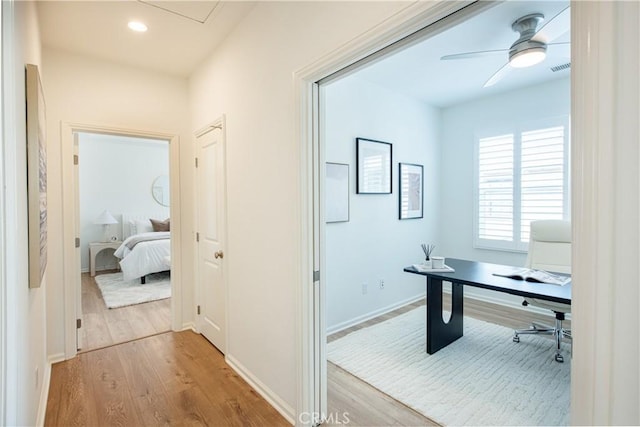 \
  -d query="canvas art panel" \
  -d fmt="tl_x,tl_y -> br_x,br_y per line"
326,162 -> 349,223
26,64 -> 47,288
399,163 -> 423,219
